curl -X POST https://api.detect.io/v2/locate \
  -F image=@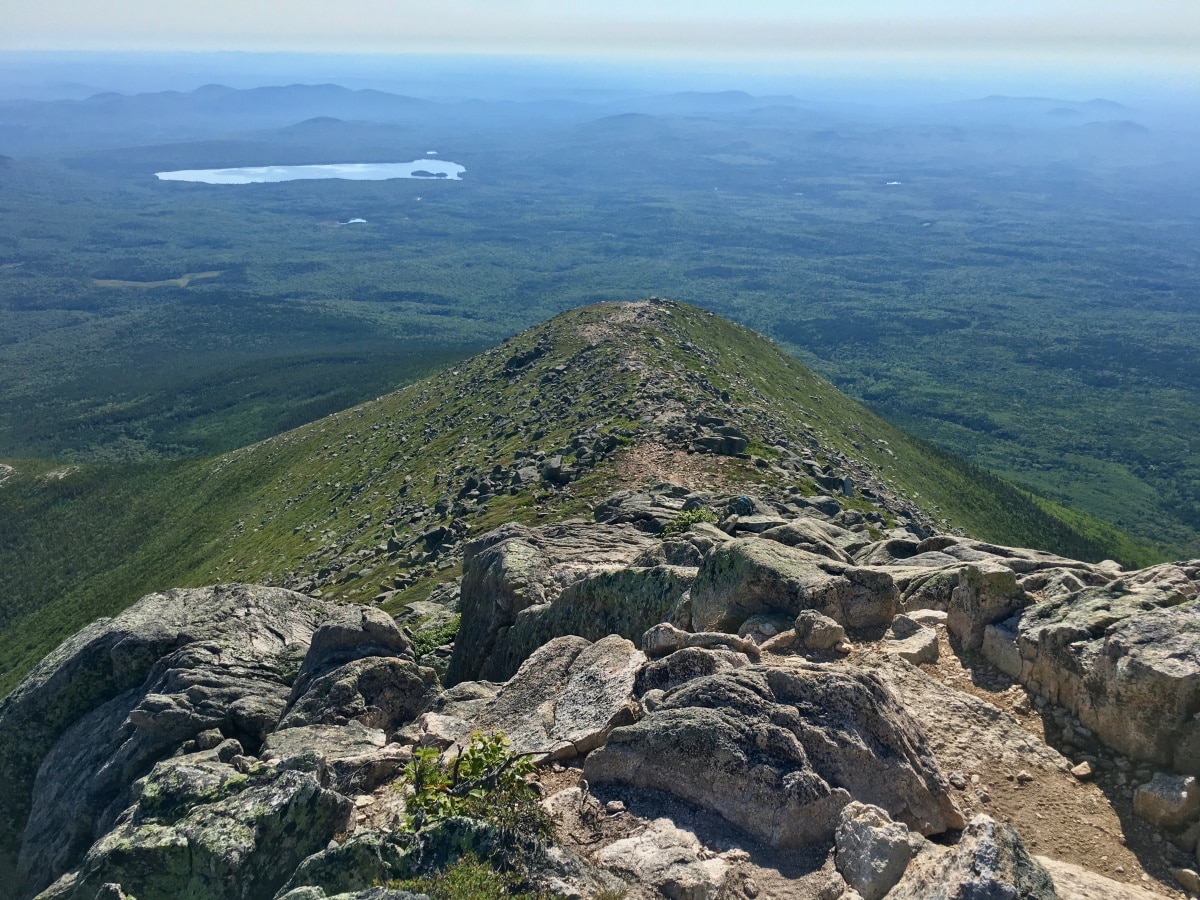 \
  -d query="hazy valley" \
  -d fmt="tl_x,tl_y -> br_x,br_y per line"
1,56 -> 1199,900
